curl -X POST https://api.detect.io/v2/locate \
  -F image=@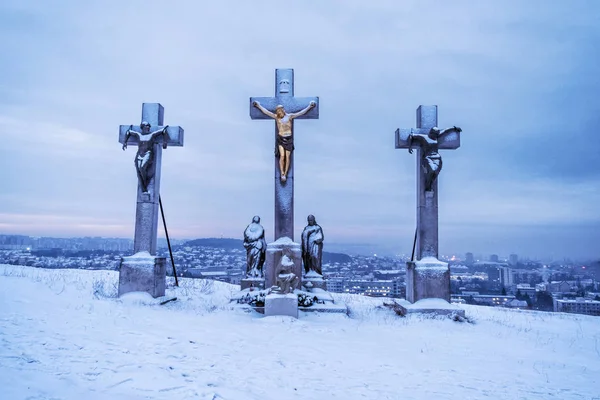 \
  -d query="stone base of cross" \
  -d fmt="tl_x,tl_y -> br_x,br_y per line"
116,103 -> 184,299
395,105 -> 461,304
